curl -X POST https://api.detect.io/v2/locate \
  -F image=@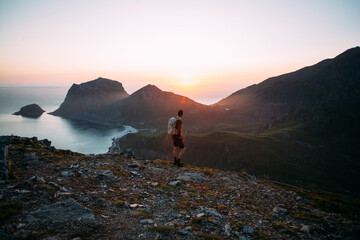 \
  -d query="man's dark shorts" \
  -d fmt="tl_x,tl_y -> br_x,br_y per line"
172,134 -> 185,149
